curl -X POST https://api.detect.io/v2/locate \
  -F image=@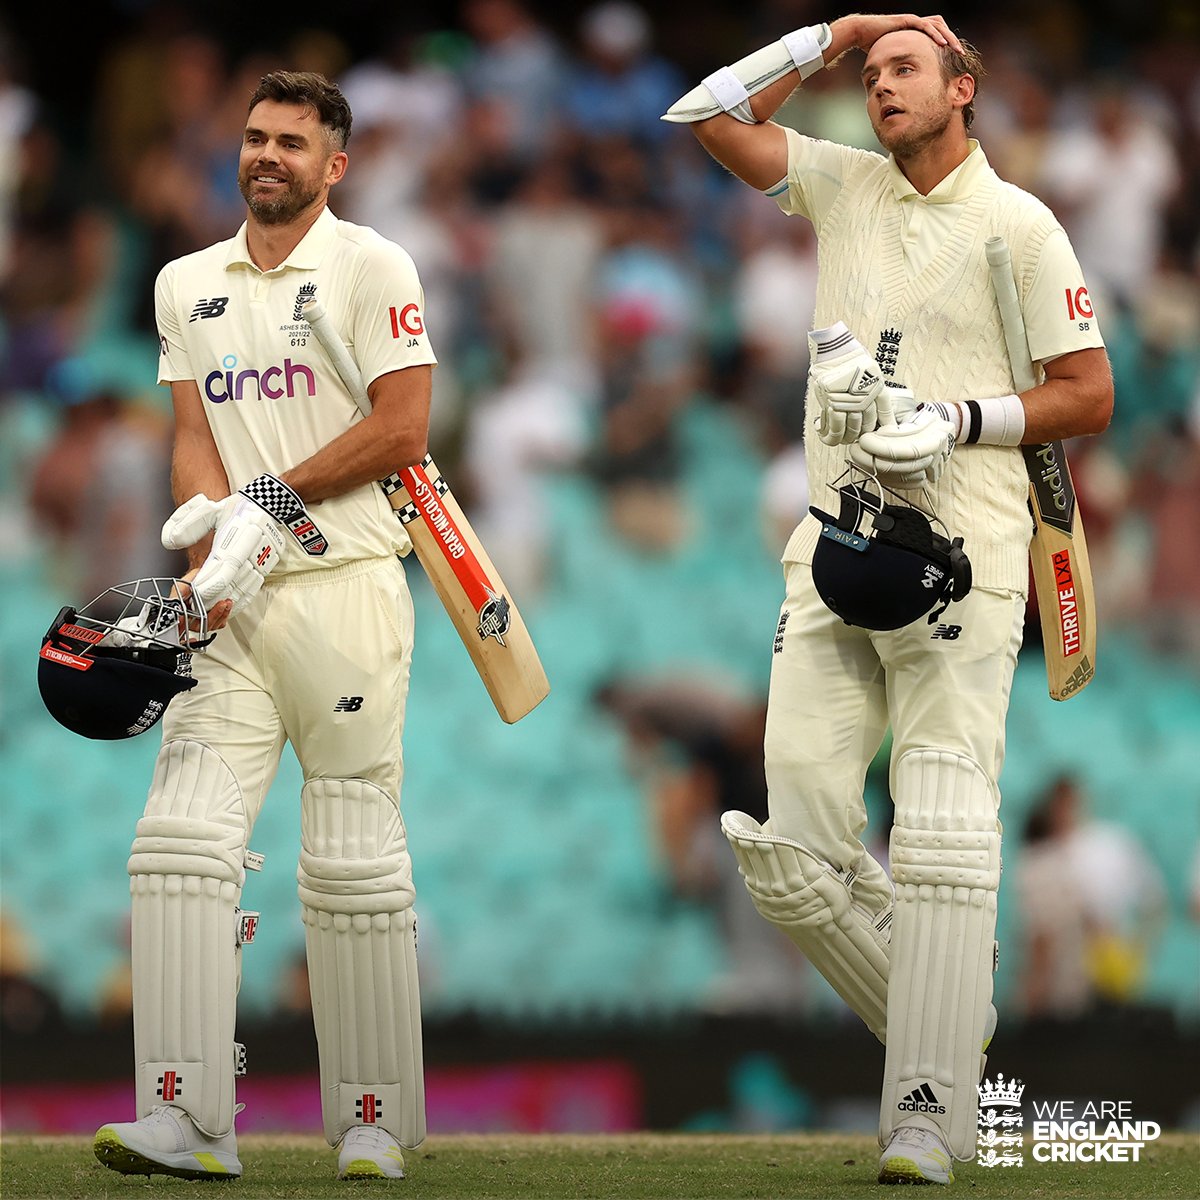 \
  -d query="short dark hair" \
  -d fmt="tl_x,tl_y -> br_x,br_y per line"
247,70 -> 353,150
938,40 -> 985,130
